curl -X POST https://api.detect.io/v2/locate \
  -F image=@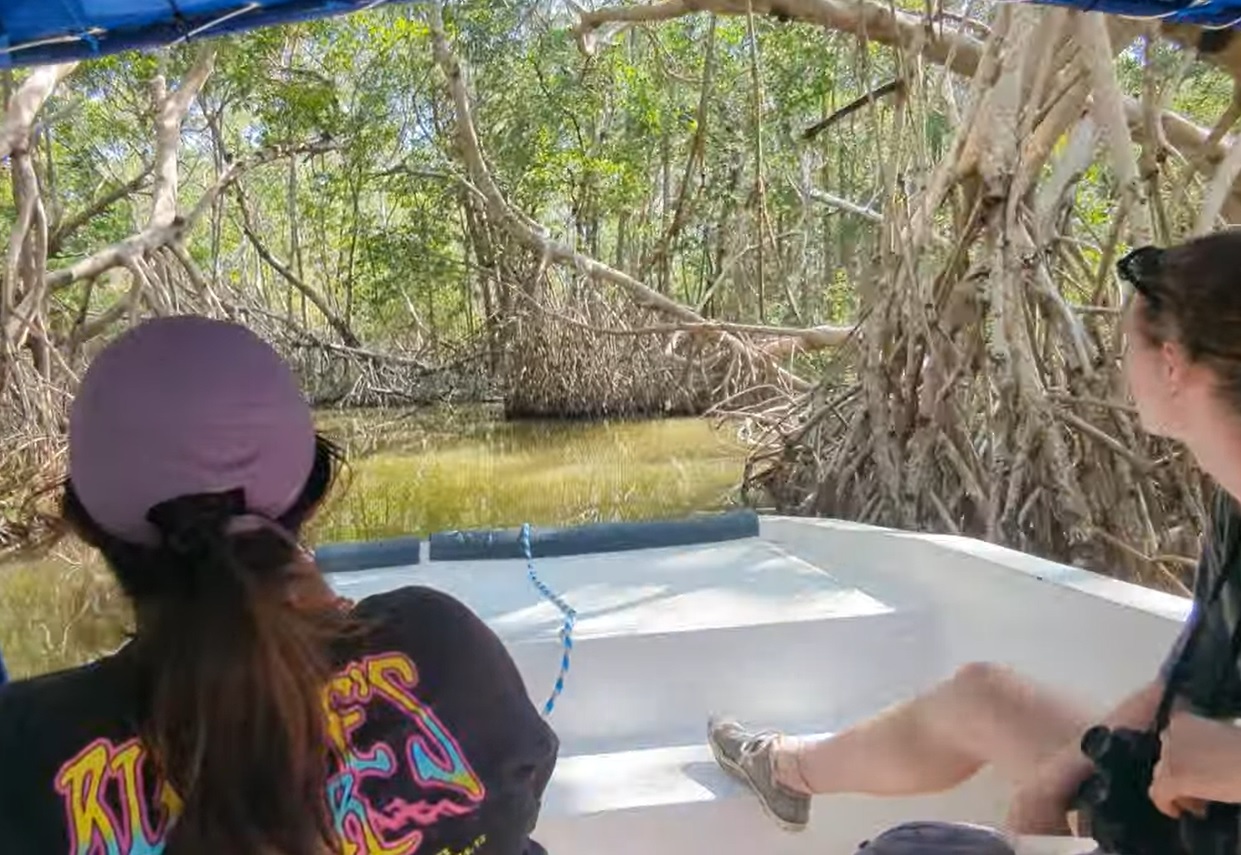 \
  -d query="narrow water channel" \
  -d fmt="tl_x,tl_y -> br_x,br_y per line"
0,407 -> 750,679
